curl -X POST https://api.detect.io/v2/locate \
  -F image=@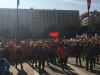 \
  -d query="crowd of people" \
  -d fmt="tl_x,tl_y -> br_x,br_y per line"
0,35 -> 100,74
